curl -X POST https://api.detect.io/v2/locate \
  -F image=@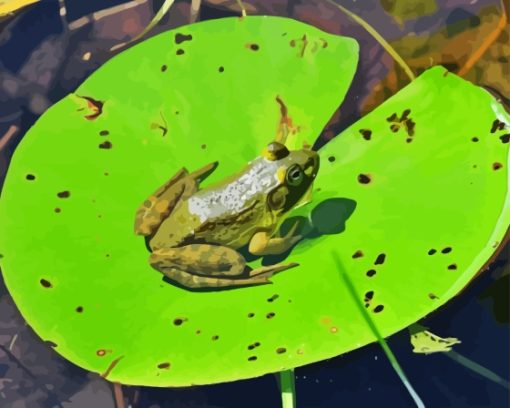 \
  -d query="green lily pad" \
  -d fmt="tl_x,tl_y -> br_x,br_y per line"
0,17 -> 359,386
